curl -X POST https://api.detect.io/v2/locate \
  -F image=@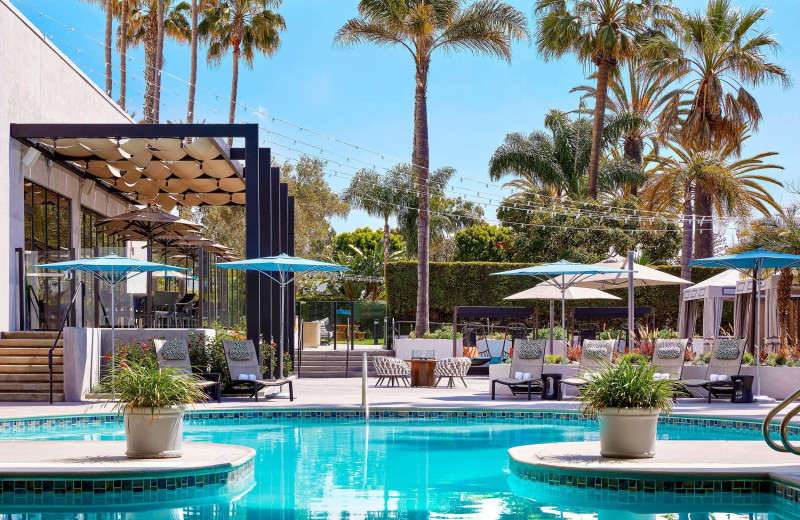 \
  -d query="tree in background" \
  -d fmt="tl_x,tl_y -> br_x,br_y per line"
126,0 -> 190,123
342,165 -> 405,273
201,0 -> 285,145
490,110 -> 643,199
182,156 -> 347,259
643,0 -> 791,257
335,0 -> 529,335
332,227 -> 404,261
453,224 -> 515,262
497,193 -> 680,264
534,0 -> 673,199
187,0 -> 216,123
